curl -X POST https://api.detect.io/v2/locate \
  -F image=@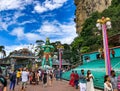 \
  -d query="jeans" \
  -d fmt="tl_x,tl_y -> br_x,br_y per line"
74,80 -> 79,89
10,80 -> 16,90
